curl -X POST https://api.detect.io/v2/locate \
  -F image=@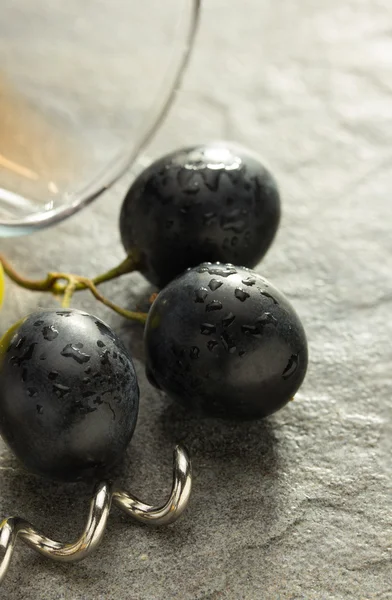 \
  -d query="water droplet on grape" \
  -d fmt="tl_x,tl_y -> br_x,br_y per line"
197,264 -> 237,277
208,279 -> 223,291
200,323 -> 216,335
261,291 -> 279,305
242,276 -> 256,286
100,350 -> 110,366
183,180 -> 200,195
235,288 -> 250,302
61,344 -> 90,364
48,371 -> 59,380
15,336 -> 26,349
43,325 -> 58,341
12,343 -> 37,366
203,170 -> 221,192
220,332 -> 236,353
21,368 -> 27,382
194,287 -> 209,303
97,340 -> 105,348
222,313 -> 235,328
27,387 -> 38,398
190,346 -> 200,359
94,320 -> 116,340
207,340 -> 218,352
257,313 -> 278,327
52,383 -> 70,399
282,354 -> 299,380
241,312 -> 278,336
206,300 -> 223,312
36,404 -> 43,415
